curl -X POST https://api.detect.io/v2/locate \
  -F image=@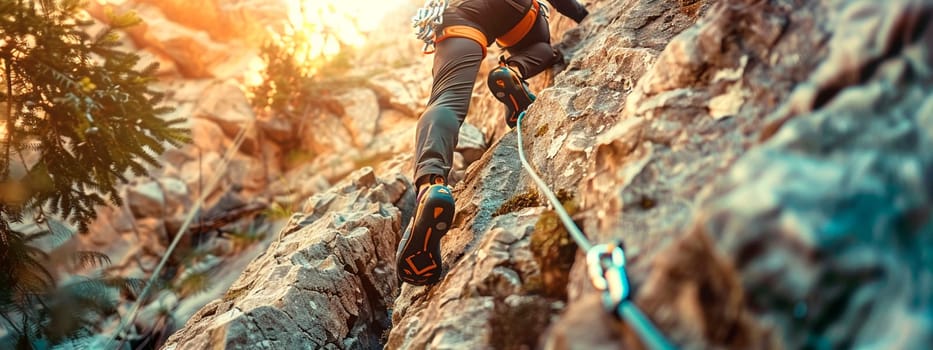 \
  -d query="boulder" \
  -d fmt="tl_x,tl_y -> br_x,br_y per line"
456,122 -> 488,166
122,4 -> 245,78
131,0 -> 289,44
160,177 -> 191,234
302,149 -> 364,184
187,118 -> 231,156
179,151 -> 222,196
257,115 -> 294,144
127,180 -> 166,218
164,167 -> 409,349
337,88 -> 381,148
299,112 -> 355,157
192,81 -> 256,138
224,154 -> 270,194
368,64 -> 433,117
691,2 -> 933,347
